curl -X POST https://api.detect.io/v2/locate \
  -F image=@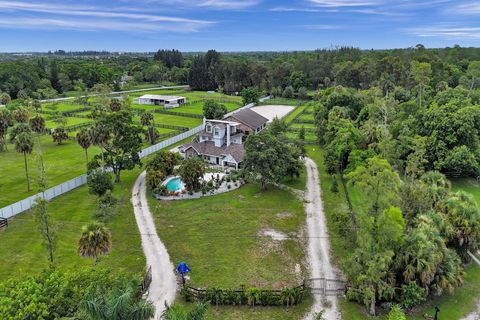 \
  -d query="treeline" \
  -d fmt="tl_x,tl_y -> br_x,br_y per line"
3,45 -> 480,101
